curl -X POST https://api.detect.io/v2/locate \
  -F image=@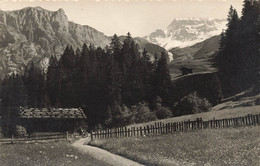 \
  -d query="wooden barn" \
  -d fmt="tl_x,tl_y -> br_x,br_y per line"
17,107 -> 87,134
180,66 -> 193,75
